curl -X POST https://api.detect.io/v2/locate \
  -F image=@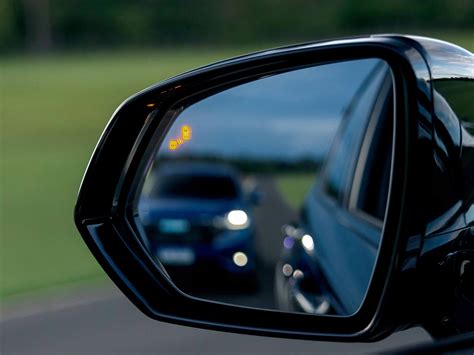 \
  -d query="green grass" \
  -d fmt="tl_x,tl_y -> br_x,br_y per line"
0,48 -> 252,299
1,34 -> 473,300
275,174 -> 316,210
